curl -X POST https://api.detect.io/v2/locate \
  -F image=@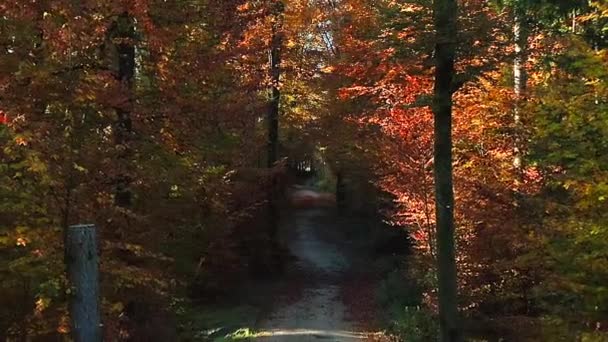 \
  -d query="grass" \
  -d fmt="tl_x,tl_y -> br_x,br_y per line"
215,328 -> 260,341
172,298 -> 261,341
